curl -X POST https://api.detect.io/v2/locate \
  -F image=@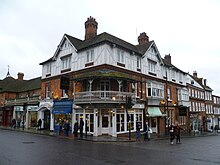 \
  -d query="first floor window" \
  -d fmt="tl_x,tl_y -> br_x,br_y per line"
45,84 -> 50,98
